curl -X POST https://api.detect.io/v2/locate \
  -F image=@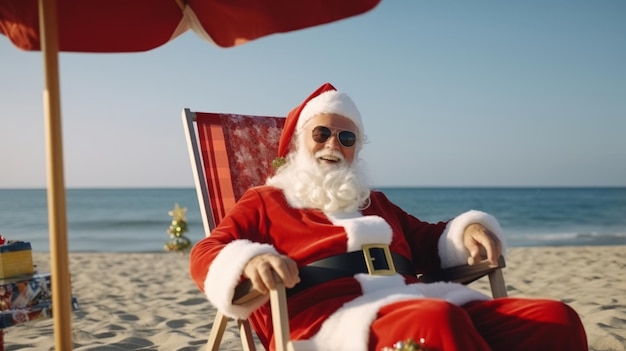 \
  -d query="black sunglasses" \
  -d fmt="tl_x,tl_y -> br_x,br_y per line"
311,126 -> 357,148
